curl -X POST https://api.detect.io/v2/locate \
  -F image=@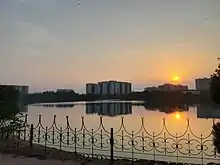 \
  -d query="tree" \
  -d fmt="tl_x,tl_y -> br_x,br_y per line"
213,123 -> 220,153
0,86 -> 23,139
211,61 -> 220,153
210,63 -> 220,104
